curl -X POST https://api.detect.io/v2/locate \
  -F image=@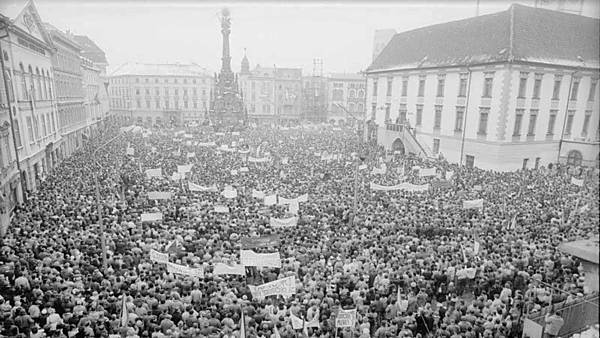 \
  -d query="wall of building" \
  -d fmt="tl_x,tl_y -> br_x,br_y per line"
109,73 -> 213,125
327,76 -> 366,121
367,63 -> 599,171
